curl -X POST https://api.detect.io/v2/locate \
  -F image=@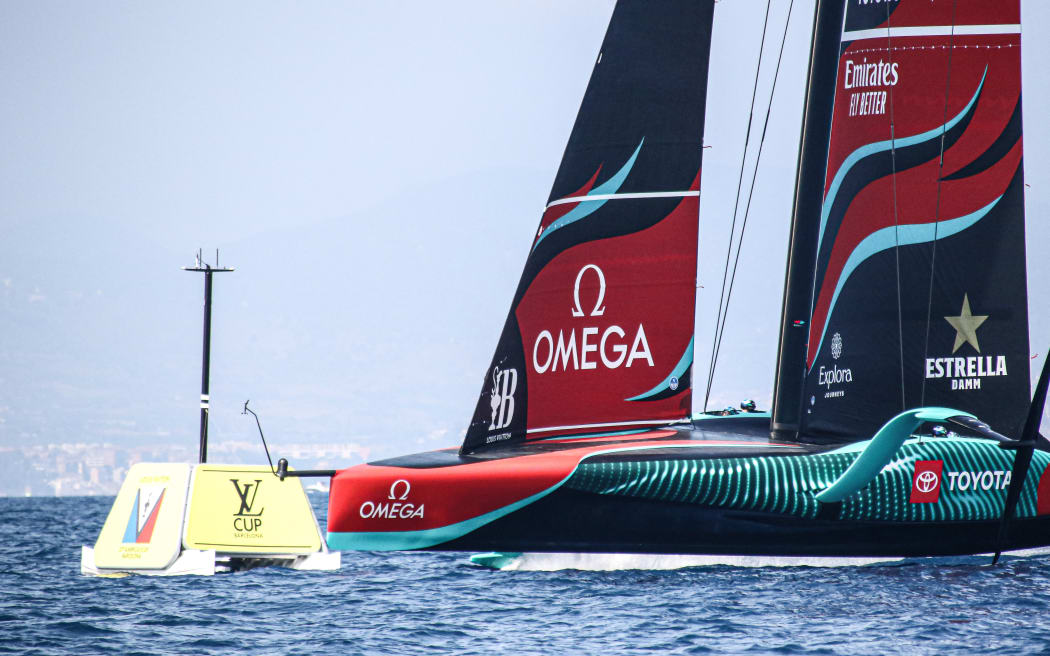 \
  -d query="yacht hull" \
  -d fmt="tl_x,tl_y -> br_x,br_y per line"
326,416 -> 1050,557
